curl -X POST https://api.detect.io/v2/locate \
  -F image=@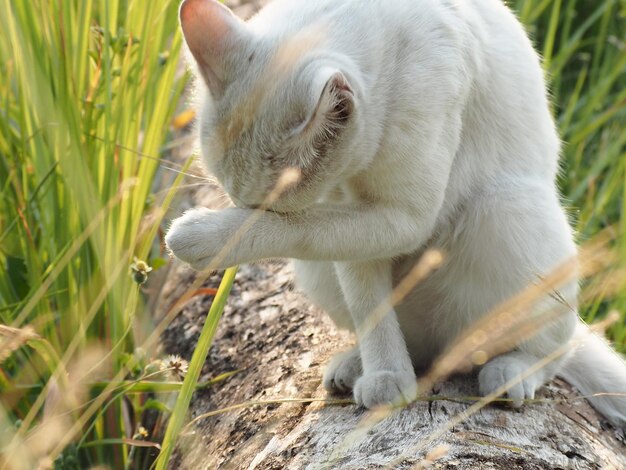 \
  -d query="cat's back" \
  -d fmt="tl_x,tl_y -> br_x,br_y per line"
247,0 -> 466,44
245,0 -> 530,95
246,0 -> 544,94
